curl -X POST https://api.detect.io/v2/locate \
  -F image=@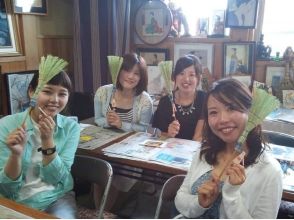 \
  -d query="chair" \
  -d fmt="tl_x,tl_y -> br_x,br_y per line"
262,130 -> 294,219
71,155 -> 114,219
263,130 -> 294,147
154,175 -> 185,219
67,92 -> 94,121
